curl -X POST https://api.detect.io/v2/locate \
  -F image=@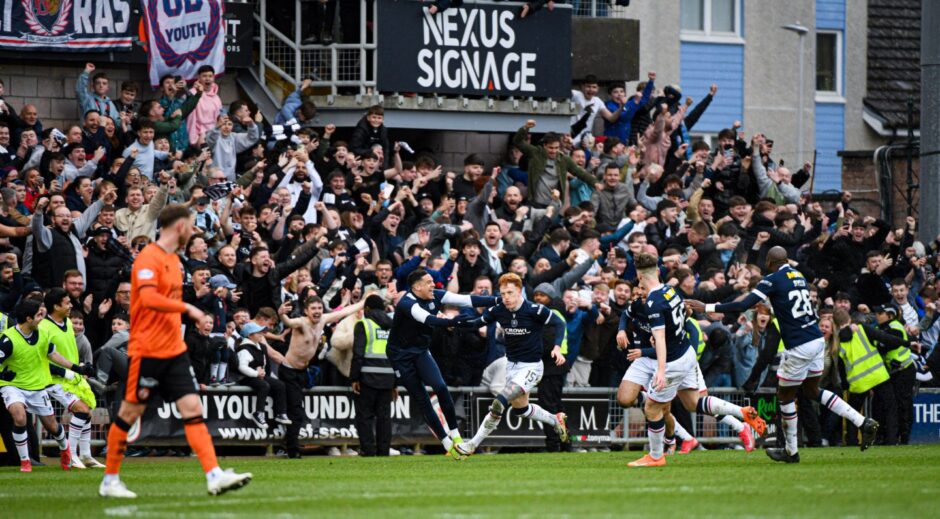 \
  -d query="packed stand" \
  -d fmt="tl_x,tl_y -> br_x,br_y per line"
0,58 -> 937,458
